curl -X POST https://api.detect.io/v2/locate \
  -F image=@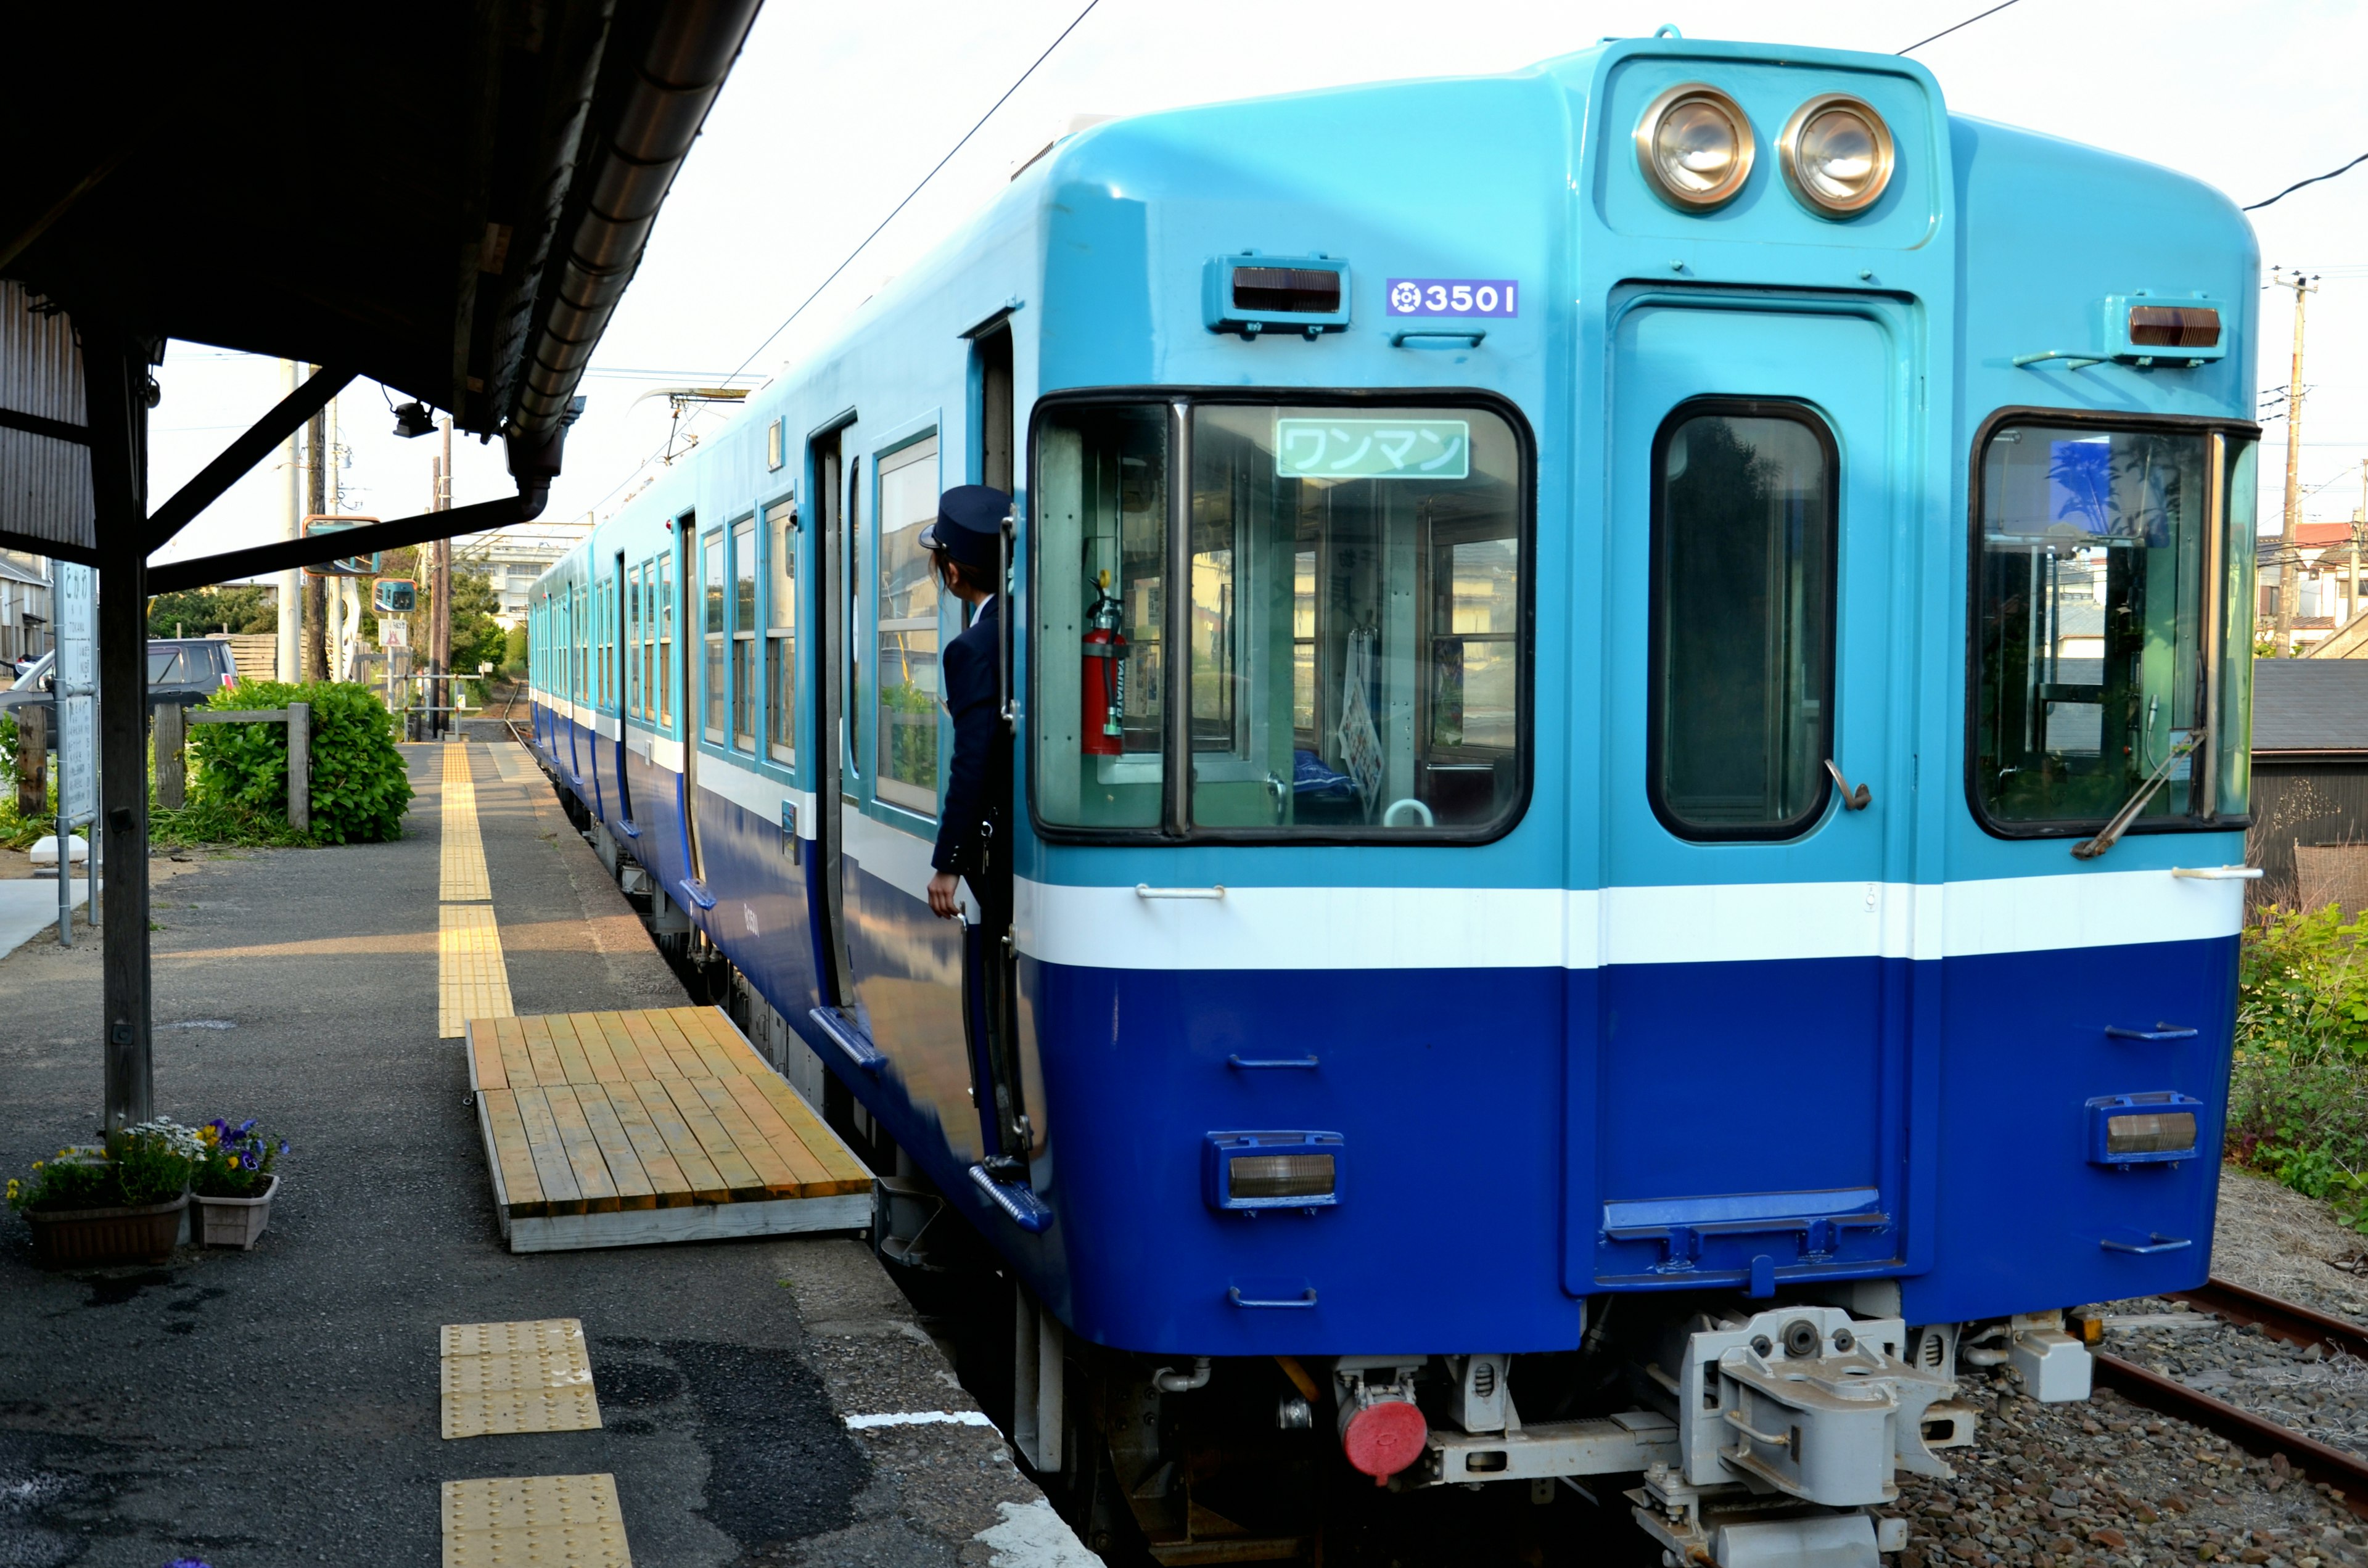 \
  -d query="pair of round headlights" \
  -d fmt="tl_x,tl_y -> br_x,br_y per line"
1635,84 -> 1894,216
